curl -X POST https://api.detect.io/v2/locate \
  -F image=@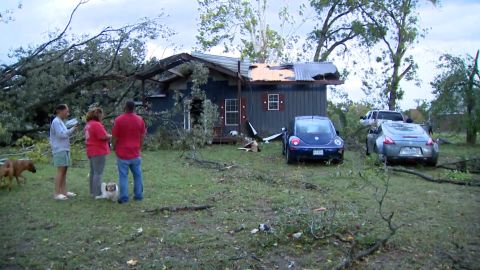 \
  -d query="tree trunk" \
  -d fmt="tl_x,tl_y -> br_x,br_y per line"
388,65 -> 400,110
466,50 -> 479,145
